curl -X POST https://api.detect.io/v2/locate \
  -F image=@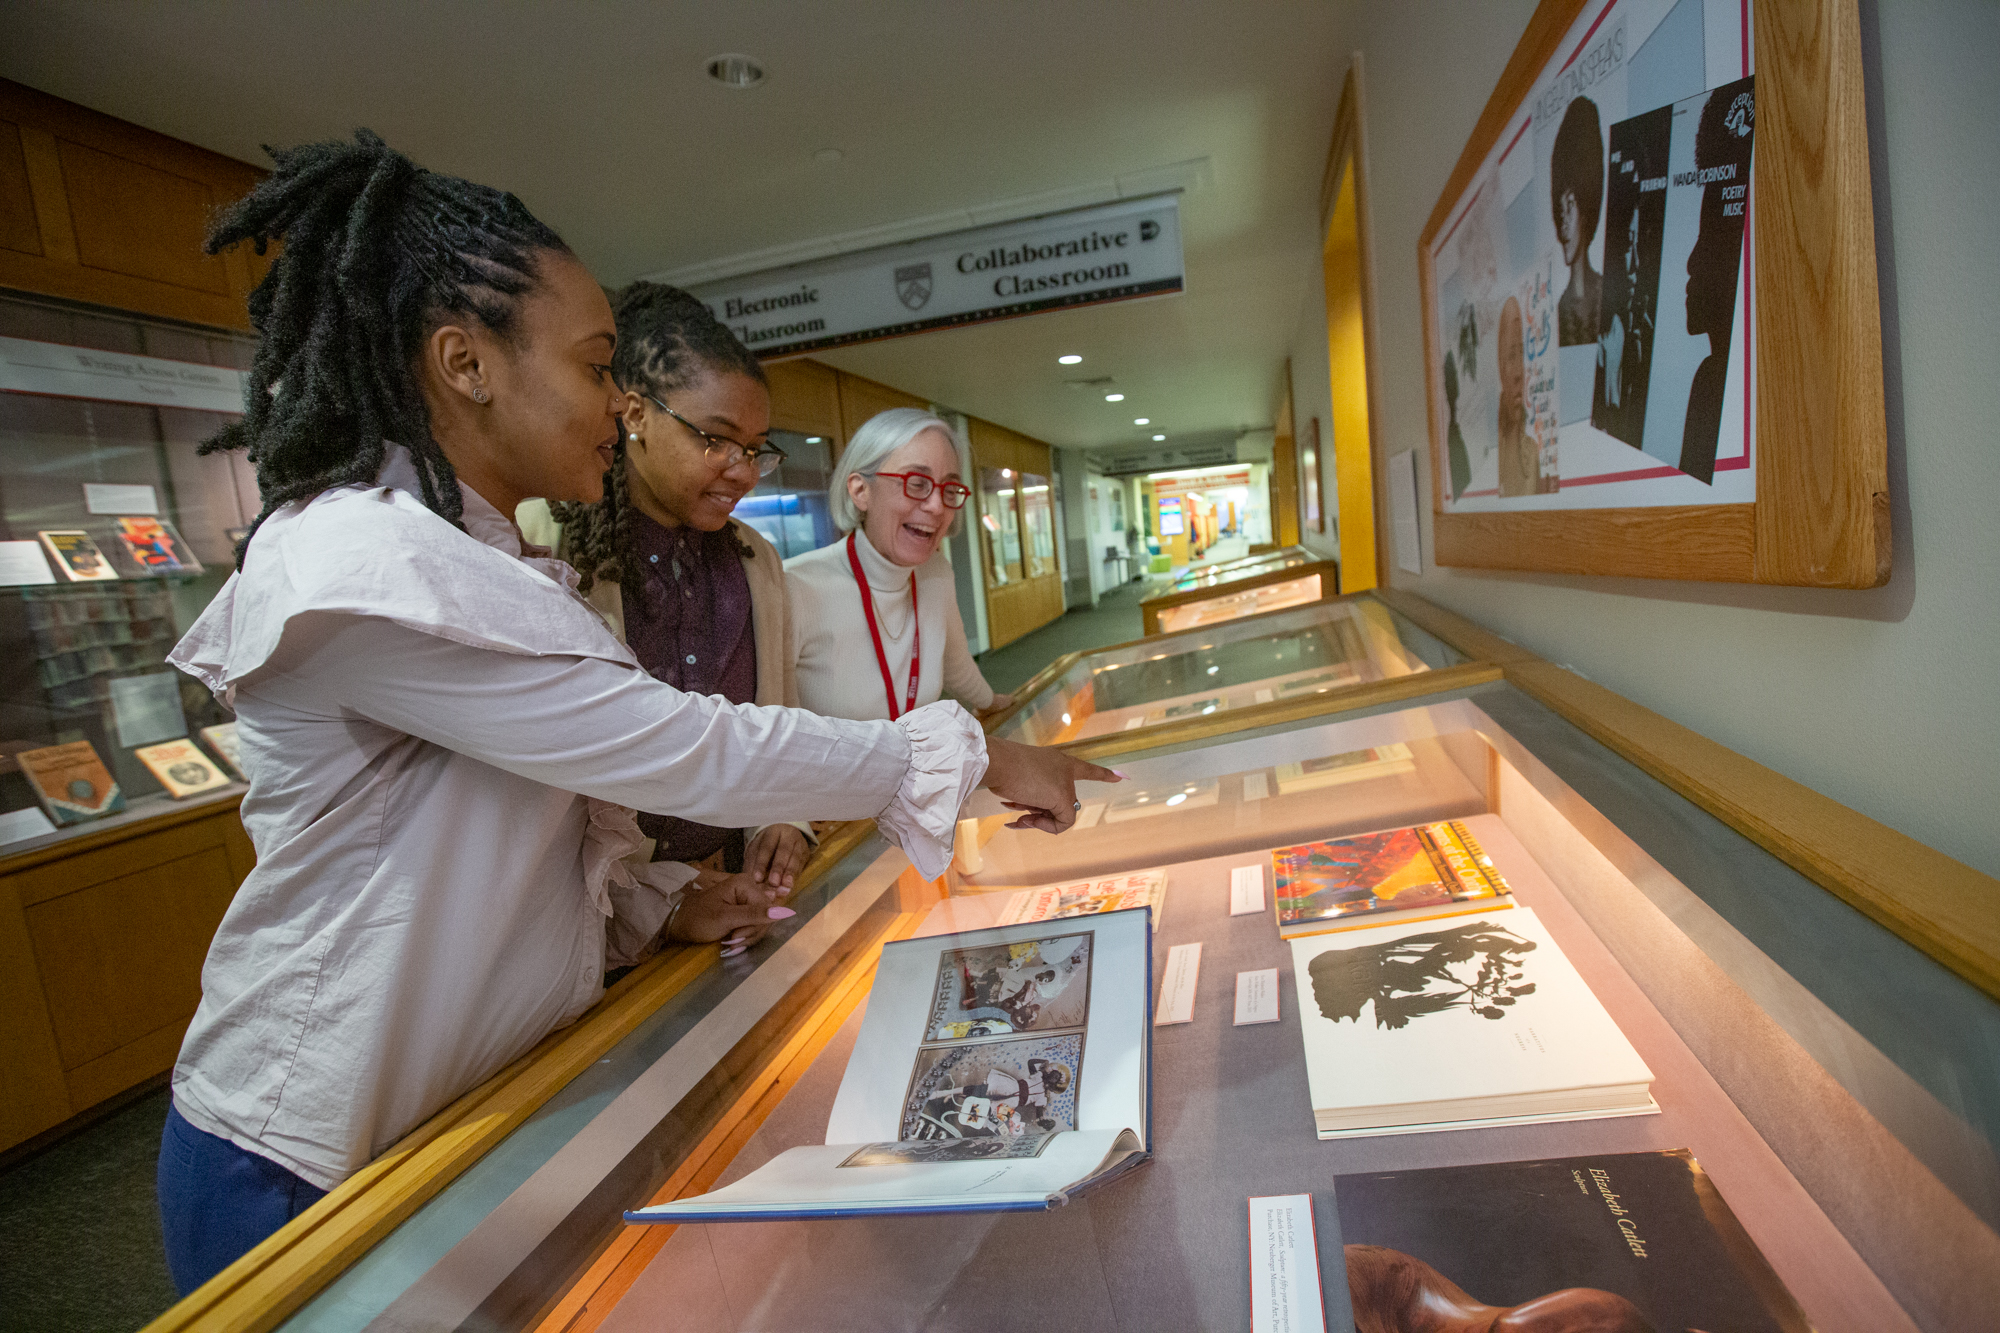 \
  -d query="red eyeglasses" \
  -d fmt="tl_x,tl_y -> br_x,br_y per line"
867,471 -> 971,509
